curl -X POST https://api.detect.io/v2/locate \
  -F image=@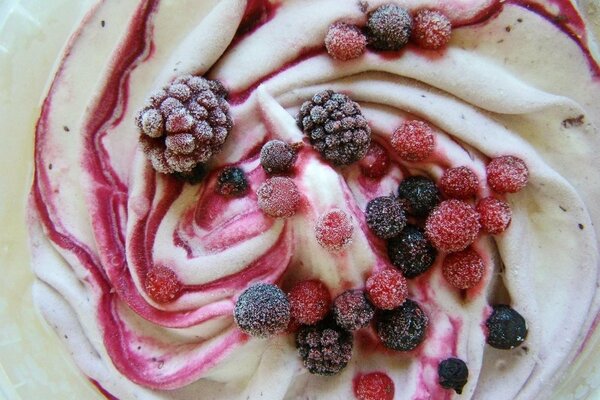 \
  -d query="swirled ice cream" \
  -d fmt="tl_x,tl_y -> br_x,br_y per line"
28,0 -> 600,399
